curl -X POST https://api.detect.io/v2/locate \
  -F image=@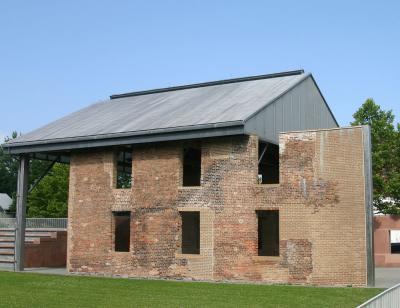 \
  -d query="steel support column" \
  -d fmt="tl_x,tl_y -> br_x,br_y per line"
363,125 -> 375,287
15,155 -> 29,271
